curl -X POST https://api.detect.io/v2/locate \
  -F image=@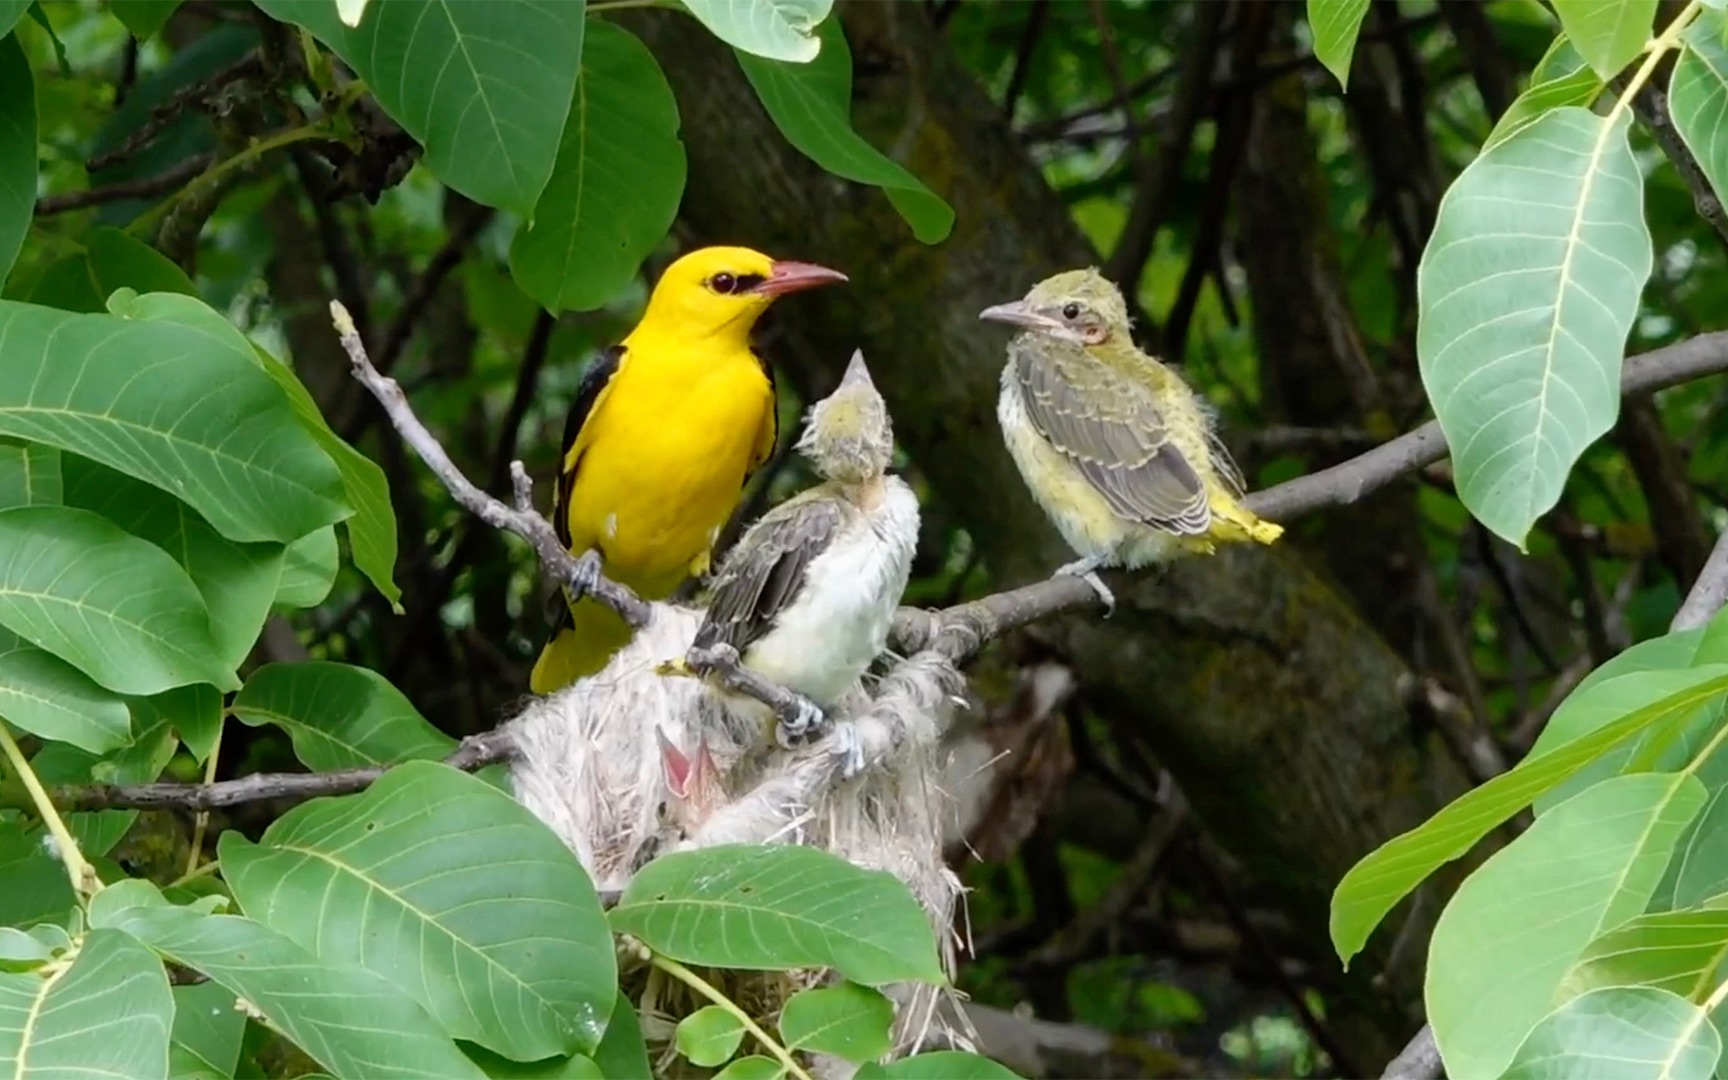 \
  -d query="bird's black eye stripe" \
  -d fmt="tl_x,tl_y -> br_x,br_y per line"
735,273 -> 766,292
710,272 -> 737,294
1062,302 -> 1081,320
